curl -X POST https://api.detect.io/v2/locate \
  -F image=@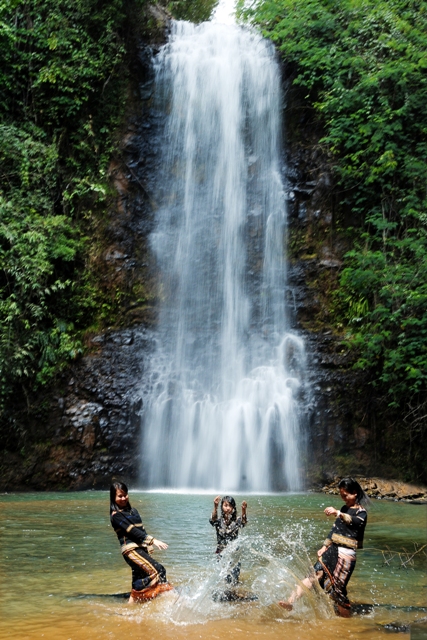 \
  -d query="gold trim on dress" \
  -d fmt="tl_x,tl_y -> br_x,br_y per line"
331,533 -> 358,549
